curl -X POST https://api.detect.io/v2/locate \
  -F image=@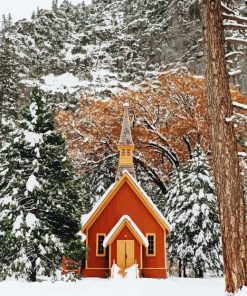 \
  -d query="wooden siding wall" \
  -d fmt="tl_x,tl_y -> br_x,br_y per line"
86,181 -> 166,276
